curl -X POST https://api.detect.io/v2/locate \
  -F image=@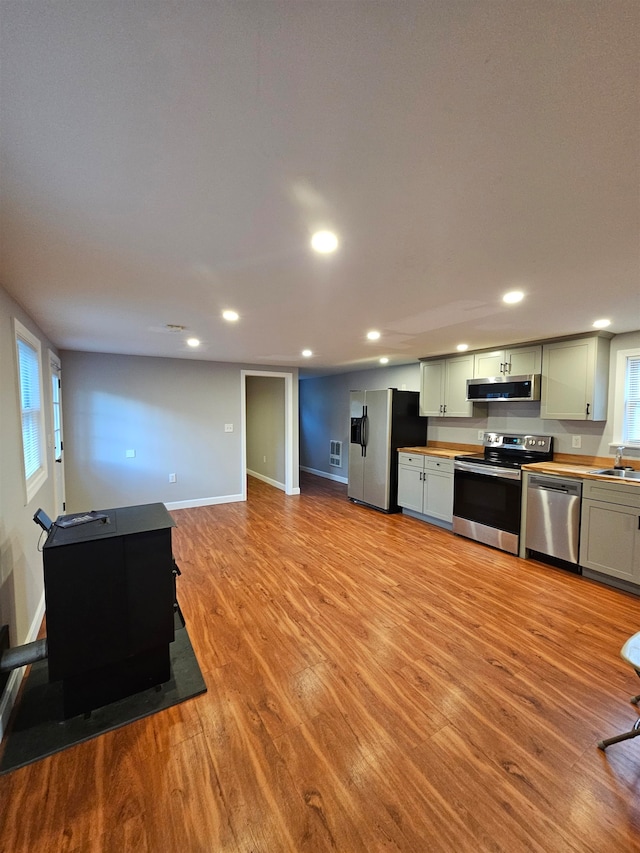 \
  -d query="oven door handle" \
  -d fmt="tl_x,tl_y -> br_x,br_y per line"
454,460 -> 521,480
